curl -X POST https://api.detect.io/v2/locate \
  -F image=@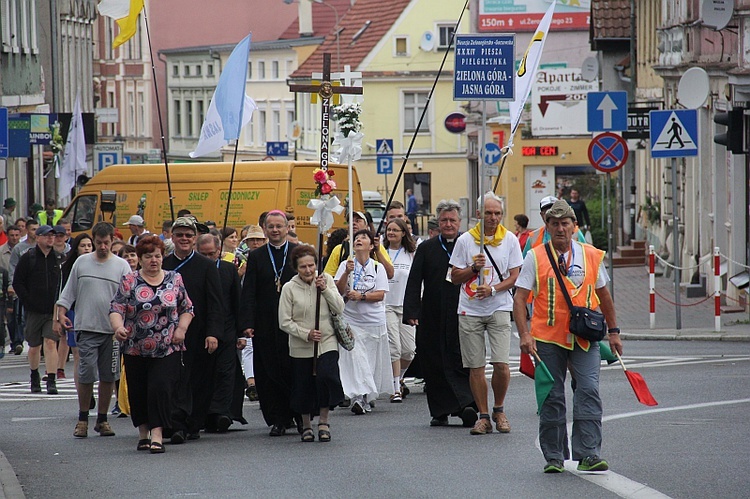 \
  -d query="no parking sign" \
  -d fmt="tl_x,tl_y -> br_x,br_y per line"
588,132 -> 628,173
